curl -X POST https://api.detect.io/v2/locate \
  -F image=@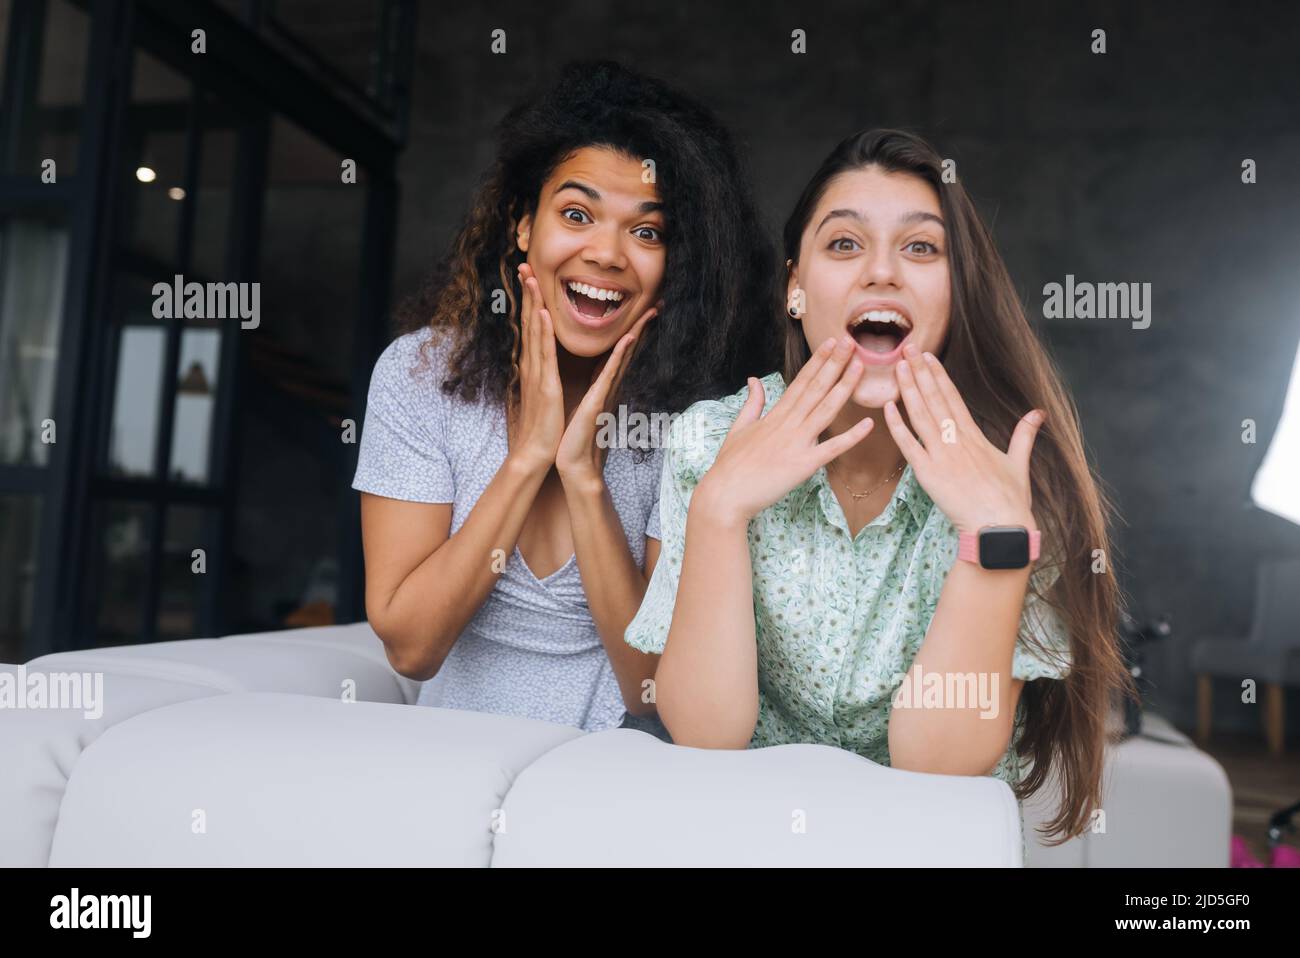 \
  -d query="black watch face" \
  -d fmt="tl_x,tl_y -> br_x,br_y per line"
978,527 -> 1030,569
